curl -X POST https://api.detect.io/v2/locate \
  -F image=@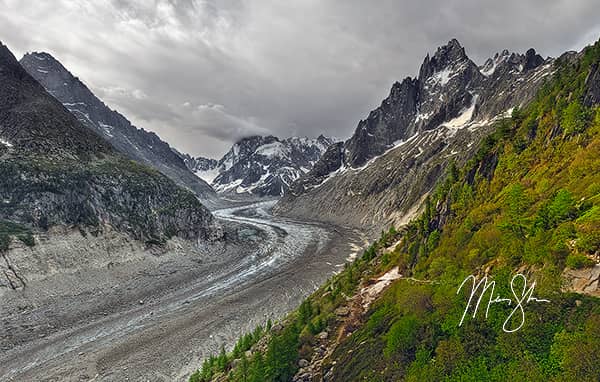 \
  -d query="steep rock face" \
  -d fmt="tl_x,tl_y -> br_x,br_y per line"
0,42 -> 219,244
275,40 -> 554,233
184,135 -> 335,197
19,52 -> 219,208
585,61 -> 600,106
344,78 -> 419,167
